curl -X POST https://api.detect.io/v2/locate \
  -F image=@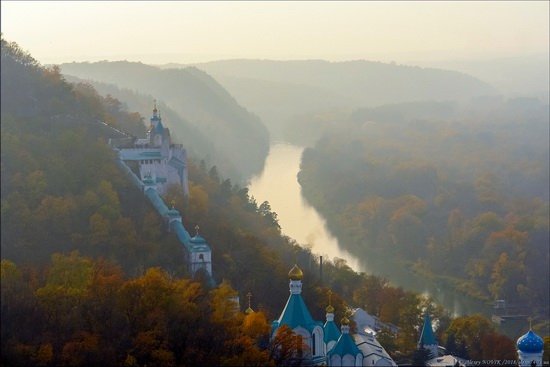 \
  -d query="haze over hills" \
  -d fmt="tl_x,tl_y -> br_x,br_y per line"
160,59 -> 499,140
410,53 -> 549,100
62,74 -> 245,181
59,61 -> 270,182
